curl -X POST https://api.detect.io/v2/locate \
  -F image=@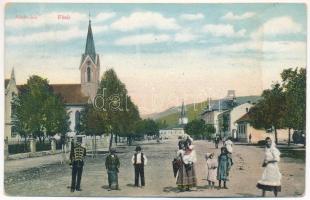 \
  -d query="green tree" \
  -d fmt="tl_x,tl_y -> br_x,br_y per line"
249,83 -> 286,144
96,69 -> 140,149
184,119 -> 212,139
78,104 -> 107,157
12,75 -> 70,144
205,124 -> 216,139
281,68 -> 306,145
134,119 -> 159,138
